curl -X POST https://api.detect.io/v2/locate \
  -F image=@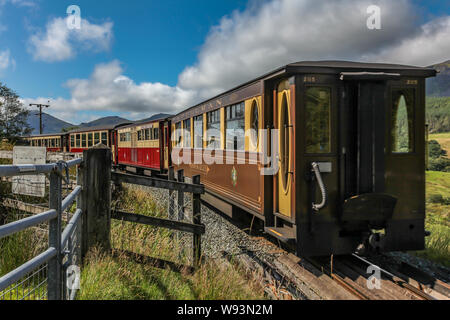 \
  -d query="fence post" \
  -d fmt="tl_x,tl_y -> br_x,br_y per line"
82,145 -> 112,253
77,162 -> 85,261
192,175 -> 201,268
168,166 -> 175,220
177,169 -> 185,221
48,165 -> 62,300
